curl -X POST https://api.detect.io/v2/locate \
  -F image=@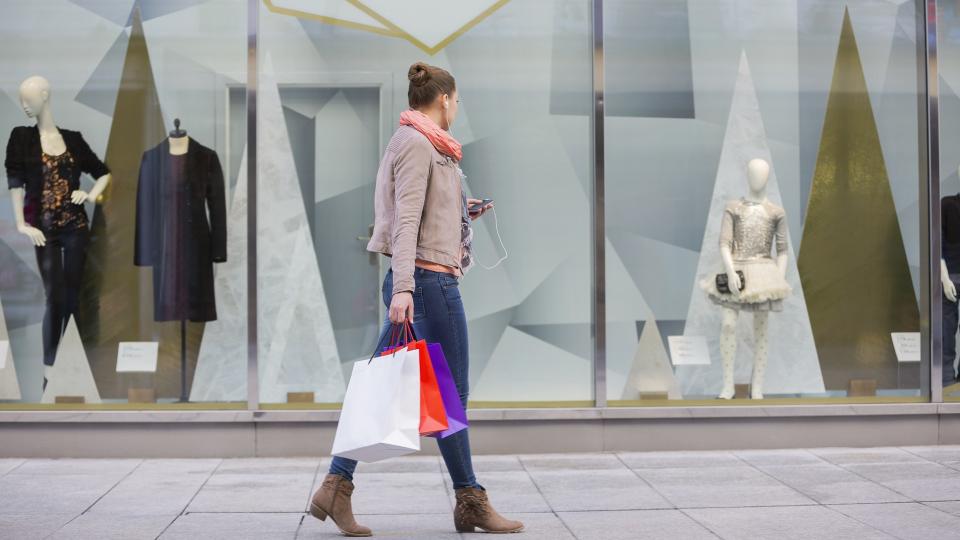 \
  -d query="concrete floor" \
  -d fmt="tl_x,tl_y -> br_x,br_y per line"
2,446 -> 960,539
